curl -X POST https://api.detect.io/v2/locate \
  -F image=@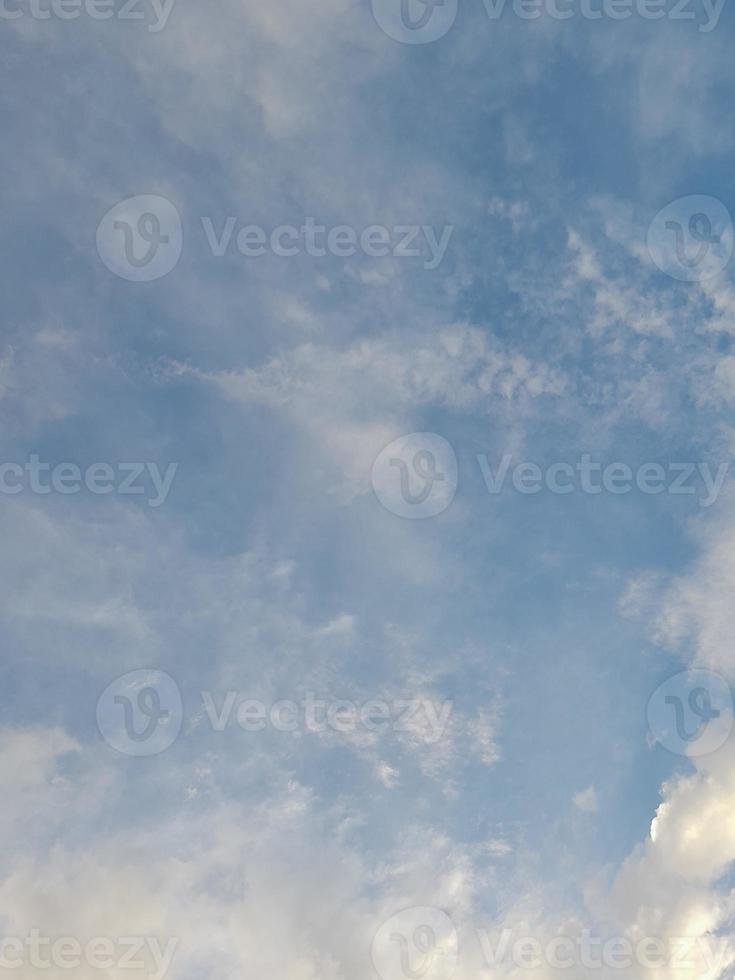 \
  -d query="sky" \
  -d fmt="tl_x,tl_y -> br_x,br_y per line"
2,1 -> 735,979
